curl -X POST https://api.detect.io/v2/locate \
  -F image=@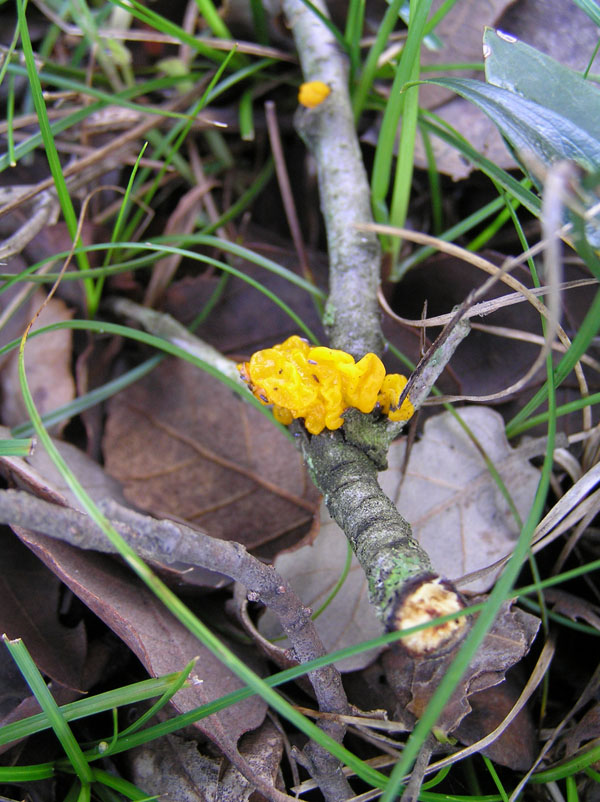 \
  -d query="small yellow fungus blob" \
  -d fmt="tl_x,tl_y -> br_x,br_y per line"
238,336 -> 413,434
298,81 -> 331,108
377,374 -> 414,422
